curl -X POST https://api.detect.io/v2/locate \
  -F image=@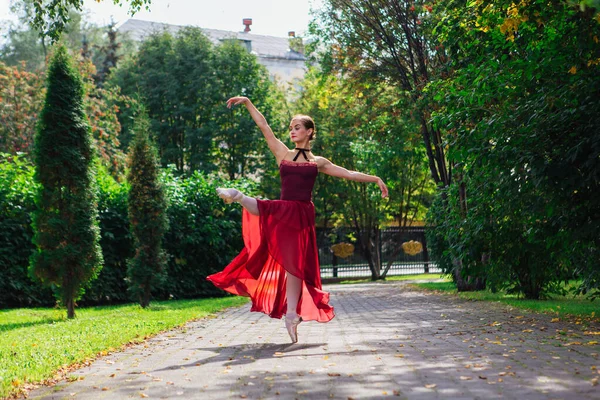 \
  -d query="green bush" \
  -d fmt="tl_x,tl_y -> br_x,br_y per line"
0,156 -> 254,308
0,154 -> 53,307
157,169 -> 255,300
79,166 -> 132,305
